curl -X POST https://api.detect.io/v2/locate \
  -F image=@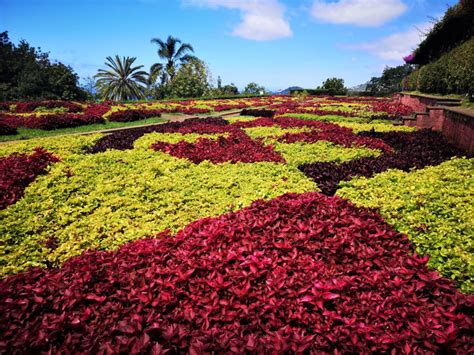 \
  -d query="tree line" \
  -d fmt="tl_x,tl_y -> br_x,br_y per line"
0,30 -> 411,102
